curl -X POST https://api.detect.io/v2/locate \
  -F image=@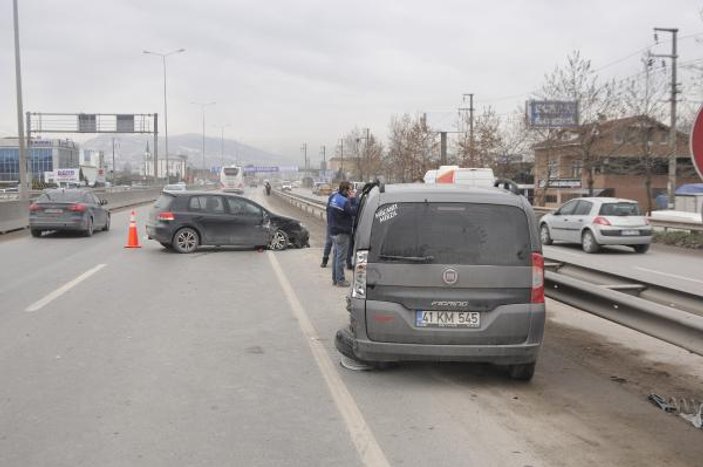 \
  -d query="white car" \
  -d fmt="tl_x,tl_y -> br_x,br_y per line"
539,197 -> 652,253
281,181 -> 293,191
